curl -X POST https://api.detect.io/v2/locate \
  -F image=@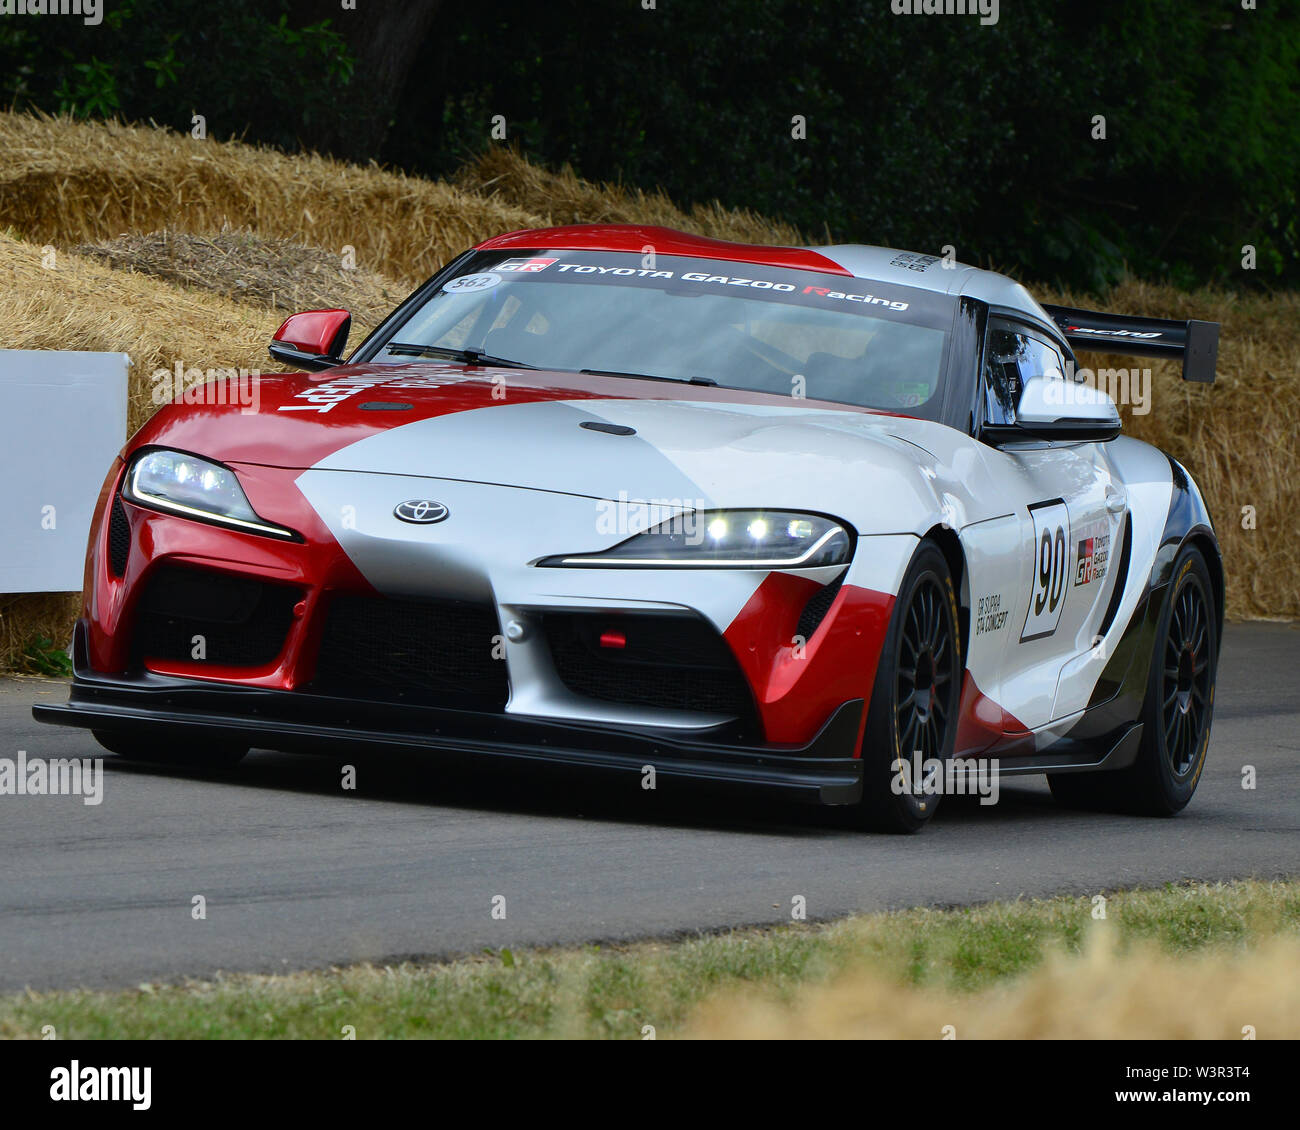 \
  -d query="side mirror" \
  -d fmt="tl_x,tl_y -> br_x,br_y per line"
269,309 -> 351,372
989,375 -> 1121,443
